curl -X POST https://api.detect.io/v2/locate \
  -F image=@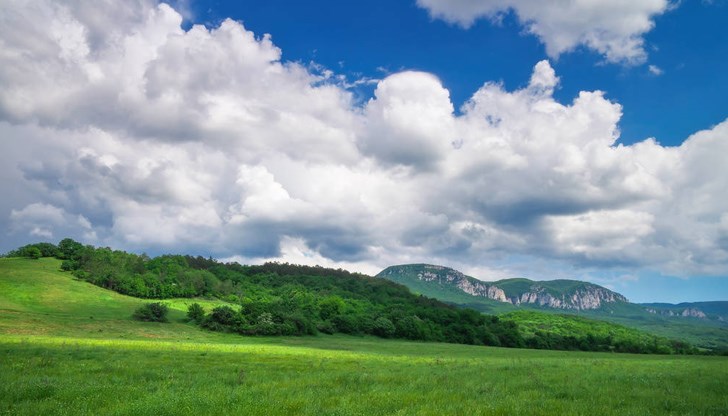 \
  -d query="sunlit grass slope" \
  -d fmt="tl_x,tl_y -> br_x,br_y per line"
2,258 -> 728,415
0,257 -> 235,342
